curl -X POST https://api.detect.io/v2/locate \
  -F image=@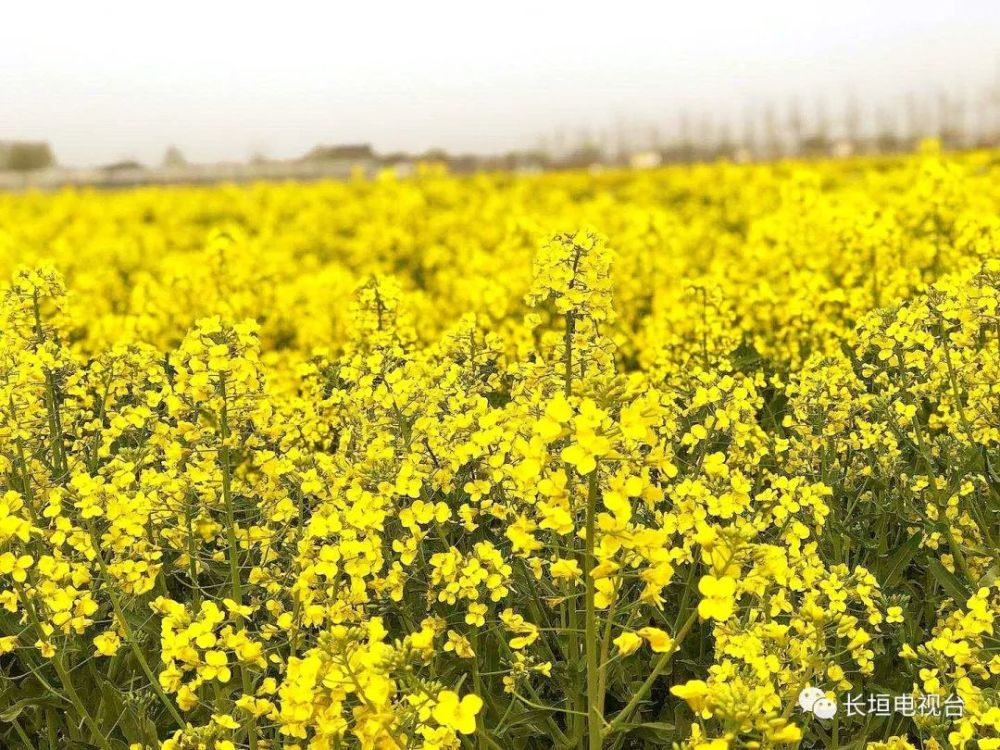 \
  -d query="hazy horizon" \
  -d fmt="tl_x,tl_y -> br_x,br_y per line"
3,1 -> 1000,167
